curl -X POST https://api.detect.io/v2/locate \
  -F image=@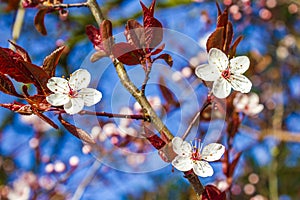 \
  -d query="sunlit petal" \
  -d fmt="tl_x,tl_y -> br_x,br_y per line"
172,156 -> 193,172
212,77 -> 231,98
193,161 -> 214,177
230,56 -> 250,74
195,64 -> 220,81
208,48 -> 229,71
78,88 -> 102,106
229,74 -> 252,93
64,98 -> 84,115
69,69 -> 91,91
46,94 -> 70,106
47,77 -> 69,94
248,93 -> 260,105
248,104 -> 264,116
201,143 -> 225,161
172,137 -> 192,156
